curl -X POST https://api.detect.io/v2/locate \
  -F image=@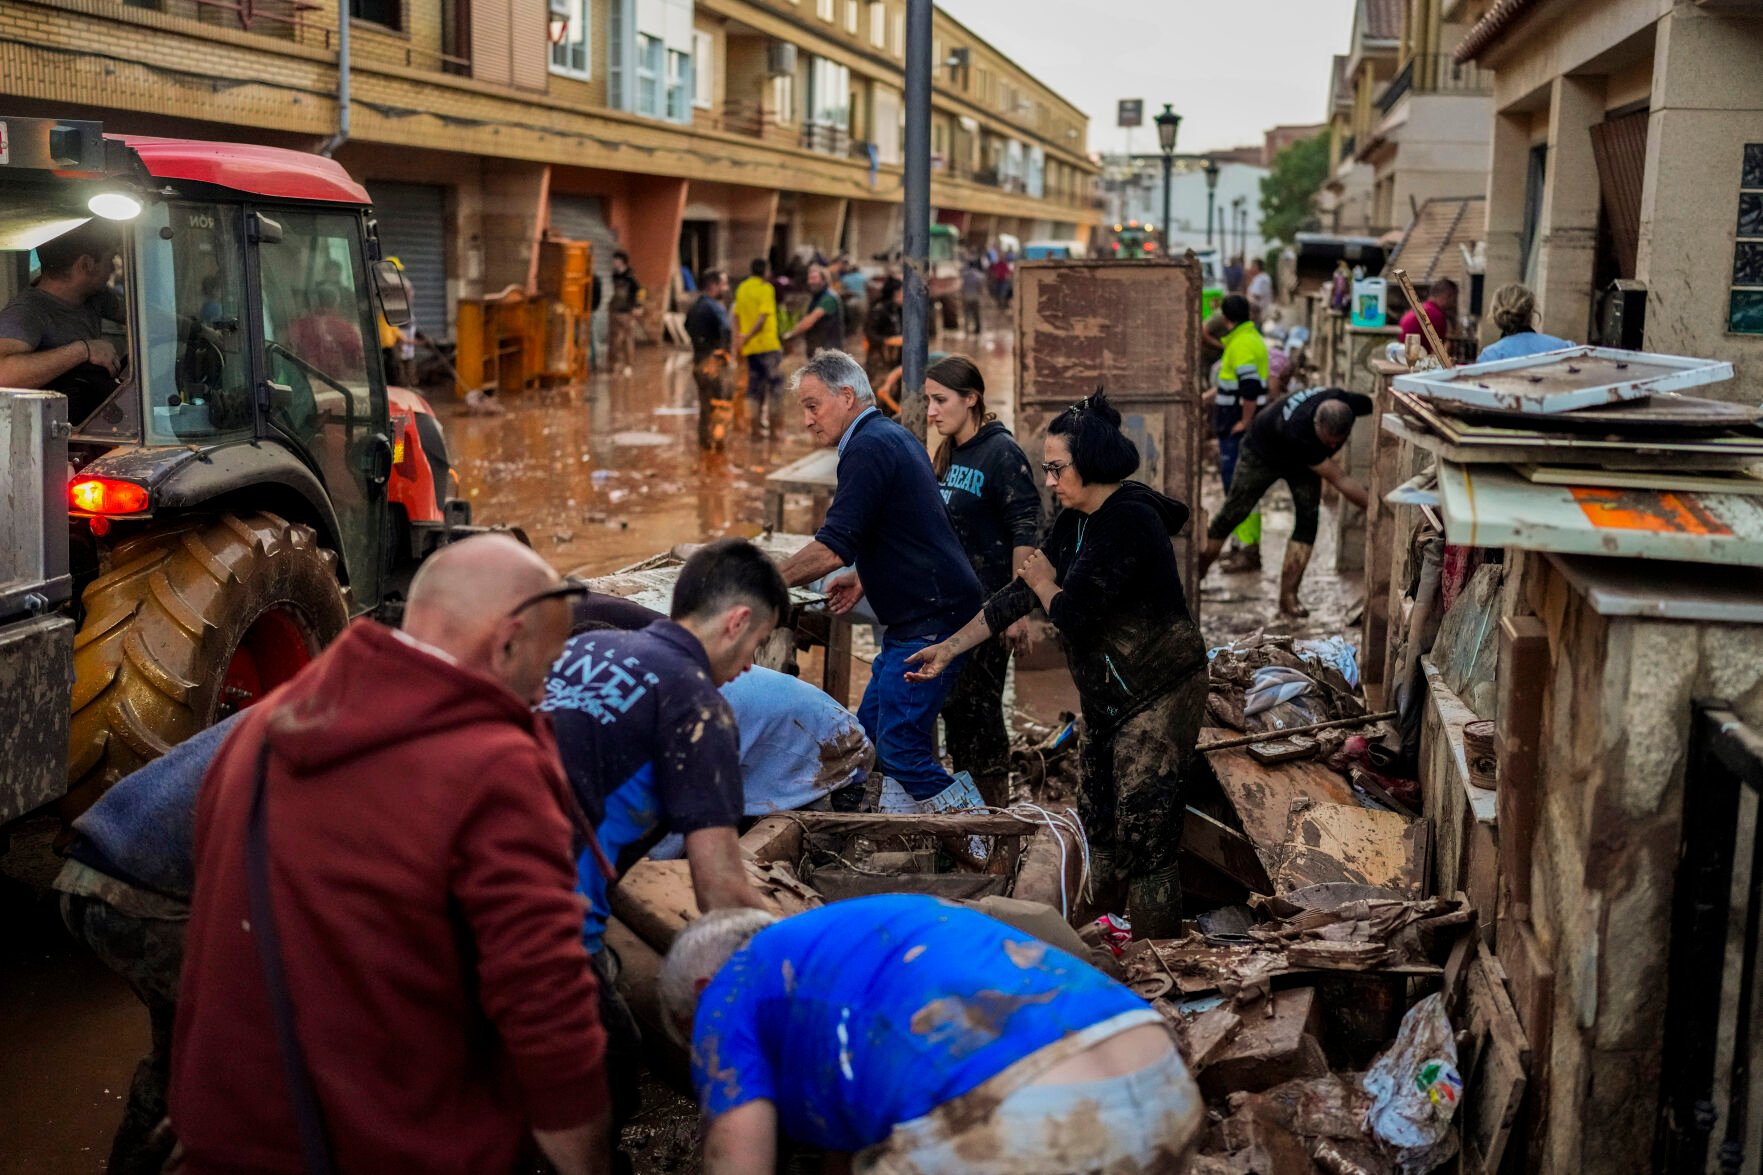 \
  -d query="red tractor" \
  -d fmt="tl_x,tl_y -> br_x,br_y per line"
0,117 -> 481,824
